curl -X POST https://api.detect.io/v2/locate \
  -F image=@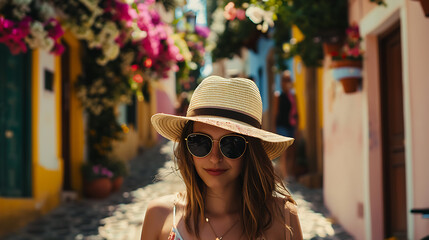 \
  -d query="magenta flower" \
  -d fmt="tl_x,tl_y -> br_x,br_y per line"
113,0 -> 132,22
46,18 -> 64,40
0,16 -> 31,55
52,42 -> 65,55
195,26 -> 210,38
